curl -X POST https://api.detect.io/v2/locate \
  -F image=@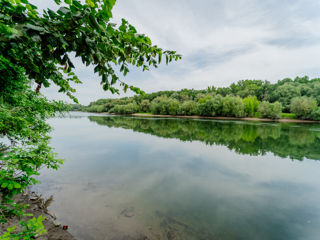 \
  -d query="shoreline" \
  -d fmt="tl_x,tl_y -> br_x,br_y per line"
0,193 -> 76,240
102,112 -> 320,123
